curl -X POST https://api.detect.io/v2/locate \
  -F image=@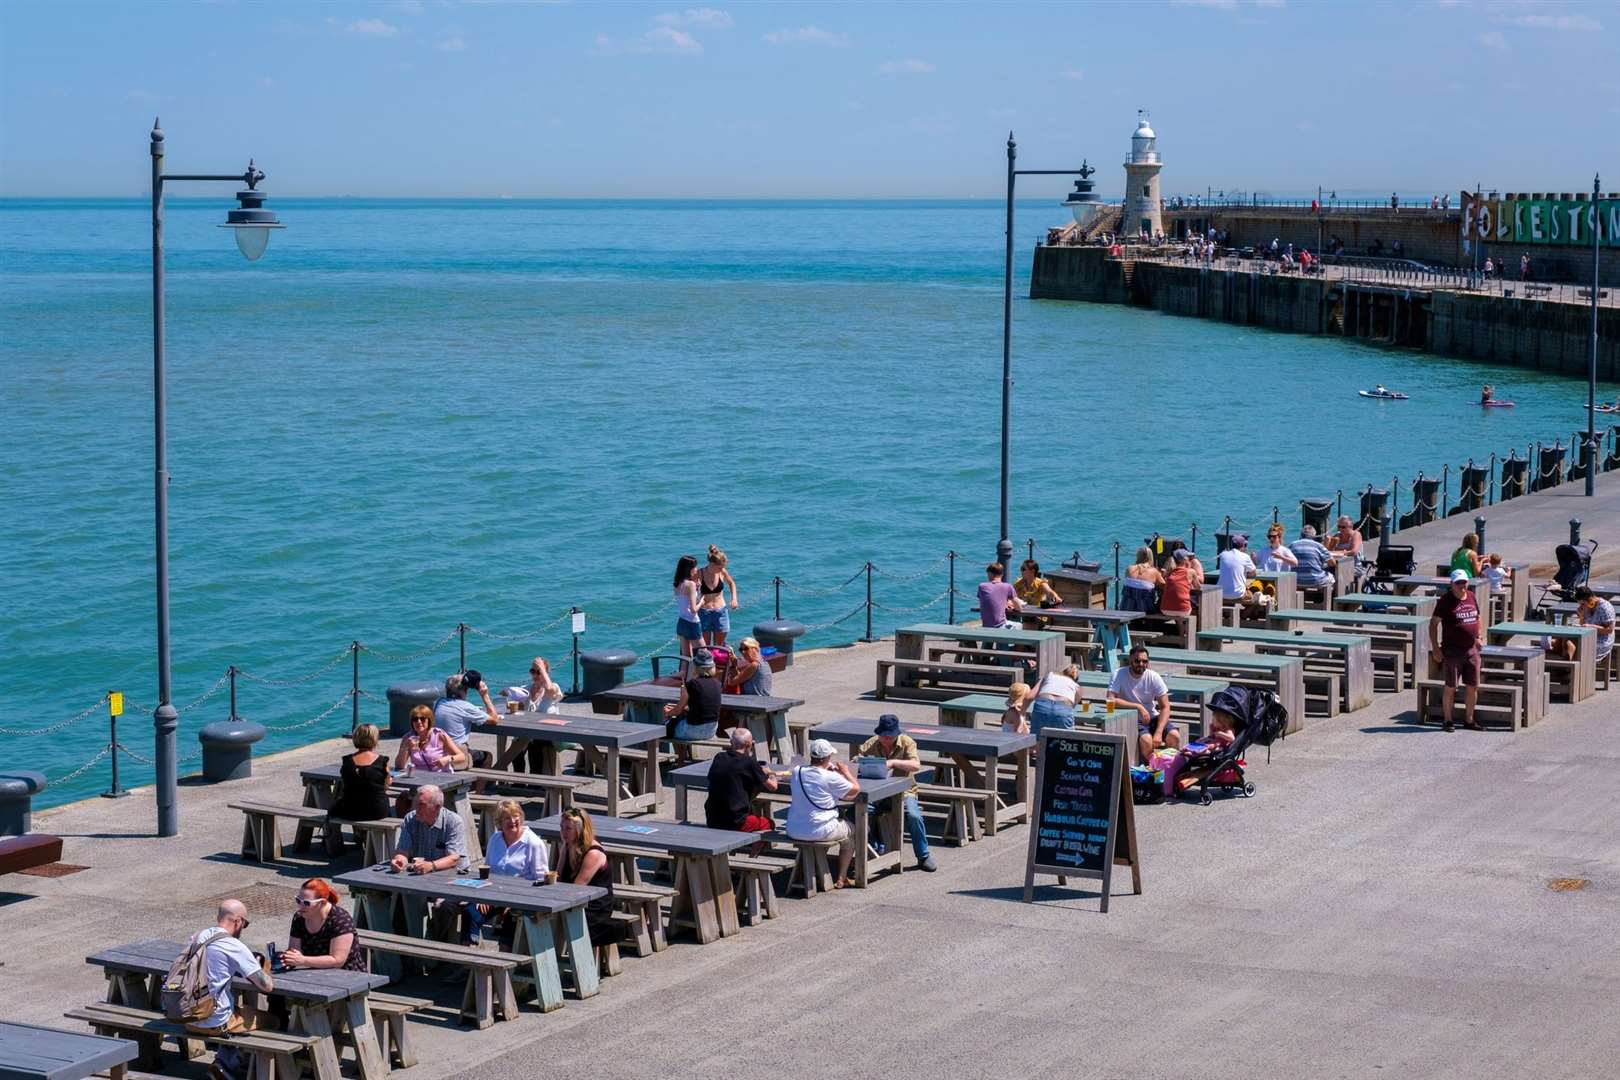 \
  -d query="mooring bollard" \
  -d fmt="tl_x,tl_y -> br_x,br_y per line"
581,648 -> 637,702
1475,515 -> 1487,552
385,679 -> 442,738
0,772 -> 48,837
754,620 -> 808,668
198,719 -> 267,782
1570,518 -> 1583,546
